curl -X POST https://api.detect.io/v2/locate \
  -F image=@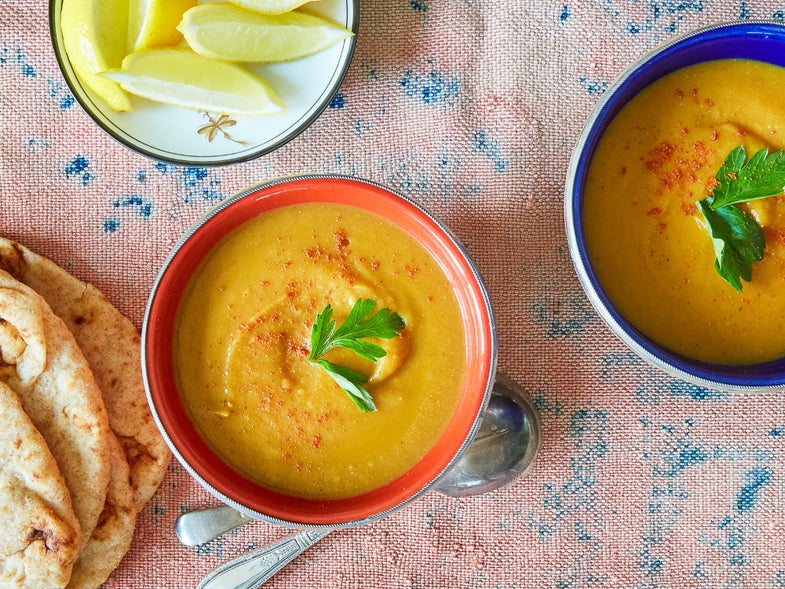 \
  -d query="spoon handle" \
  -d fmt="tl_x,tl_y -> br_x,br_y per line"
176,505 -> 250,546
197,528 -> 332,589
